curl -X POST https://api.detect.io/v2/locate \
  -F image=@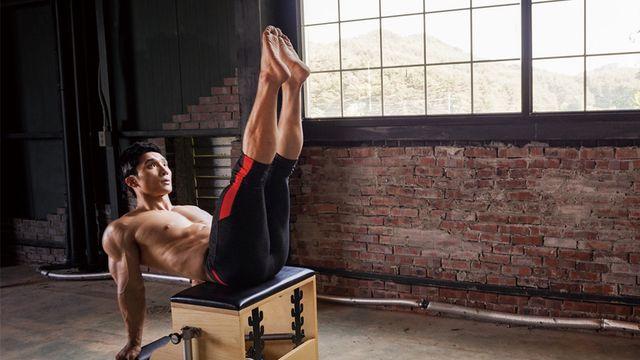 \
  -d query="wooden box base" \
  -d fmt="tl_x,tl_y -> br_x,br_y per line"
152,275 -> 318,360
